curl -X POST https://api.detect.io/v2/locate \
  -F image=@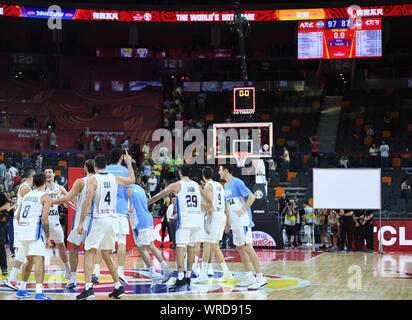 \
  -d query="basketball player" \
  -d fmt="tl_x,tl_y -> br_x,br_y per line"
75,152 -> 135,300
193,166 -> 233,284
219,163 -> 267,290
92,148 -> 130,285
50,159 -> 95,289
15,173 -> 52,300
148,164 -> 212,290
44,167 -> 71,279
128,183 -> 172,283
4,167 -> 35,290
